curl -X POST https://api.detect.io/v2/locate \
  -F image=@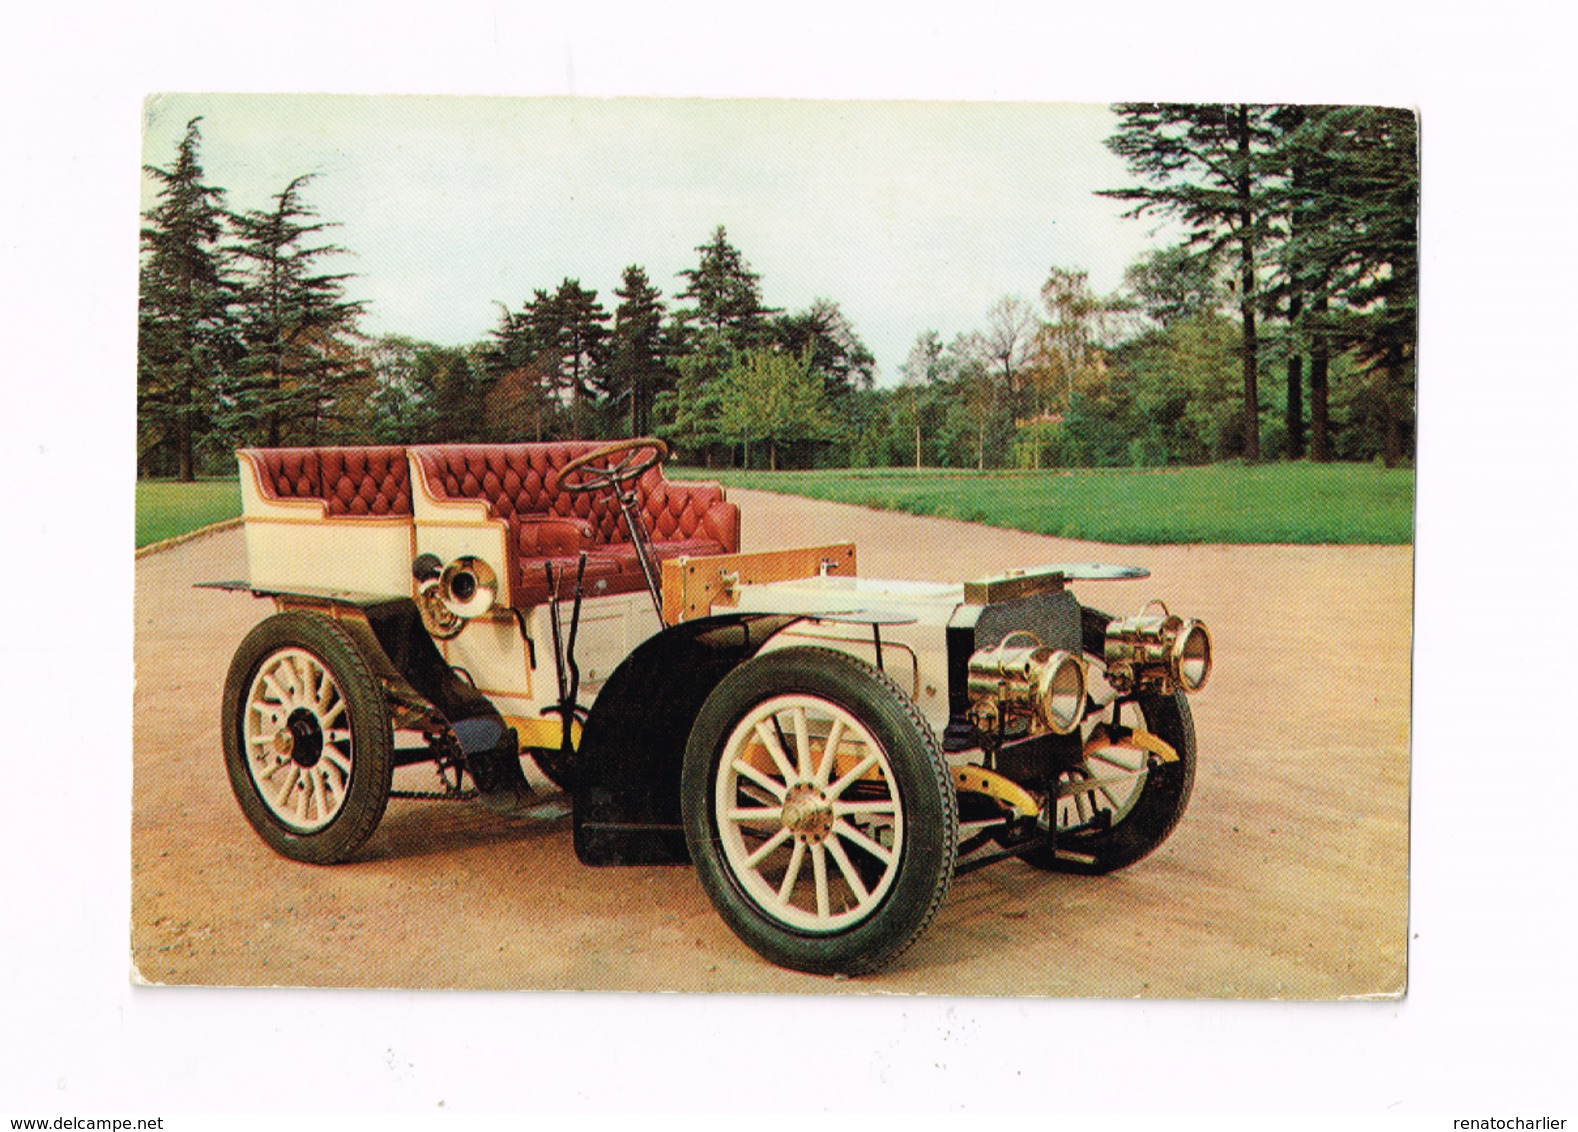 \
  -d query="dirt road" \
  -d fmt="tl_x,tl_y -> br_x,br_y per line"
132,489 -> 1412,997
